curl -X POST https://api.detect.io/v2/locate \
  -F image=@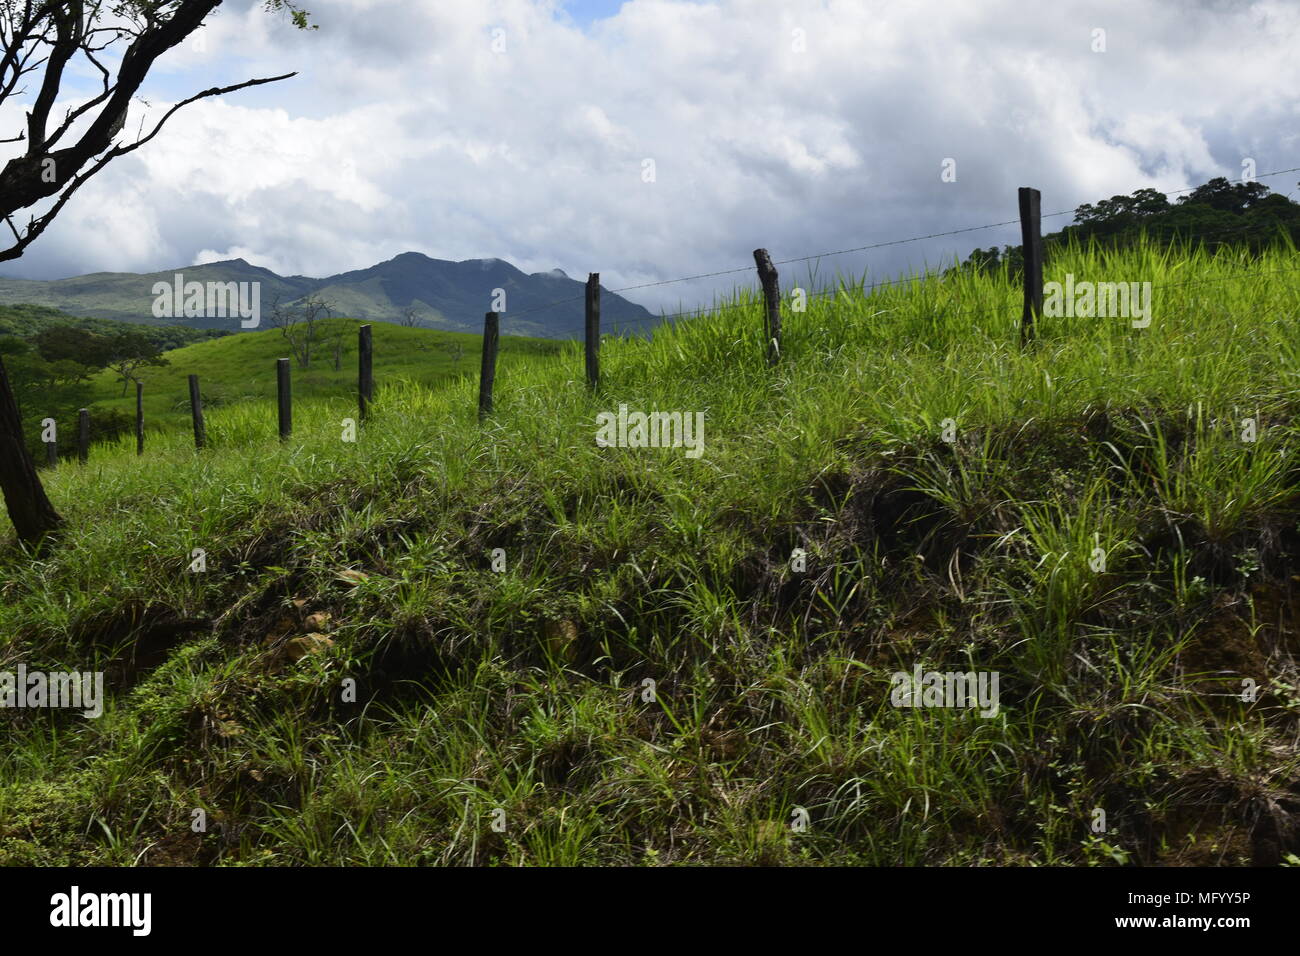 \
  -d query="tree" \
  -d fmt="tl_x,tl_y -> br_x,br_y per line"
270,293 -> 333,369
34,325 -> 112,367
50,358 -> 94,387
947,175 -> 1300,279
105,329 -> 168,396
324,317 -> 350,371
1176,177 -> 1271,216
0,1 -> 311,547
400,305 -> 421,327
1074,187 -> 1171,229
